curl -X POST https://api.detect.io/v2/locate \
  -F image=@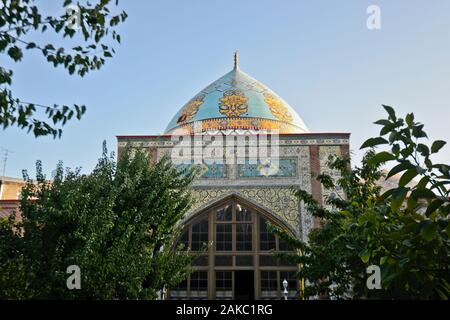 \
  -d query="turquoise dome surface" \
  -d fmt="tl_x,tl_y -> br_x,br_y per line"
164,56 -> 309,134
